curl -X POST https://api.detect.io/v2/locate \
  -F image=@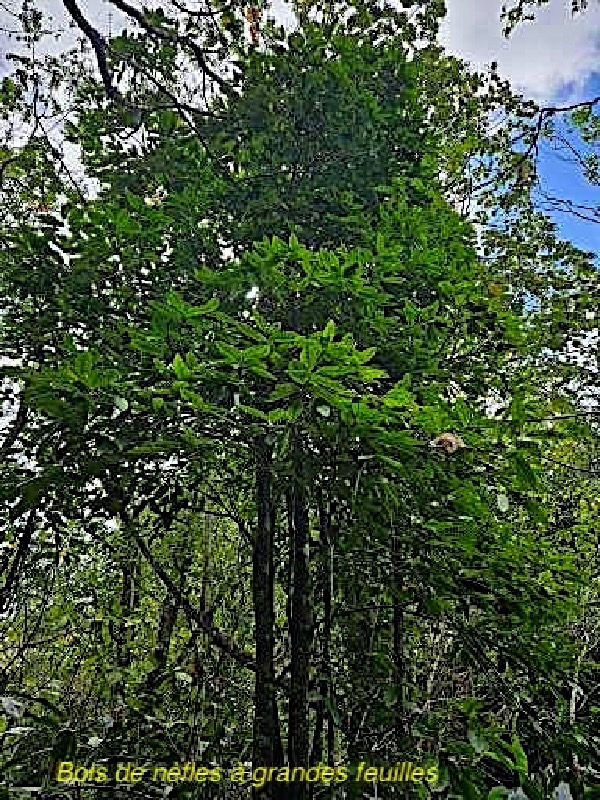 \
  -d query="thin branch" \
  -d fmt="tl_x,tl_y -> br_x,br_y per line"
107,0 -> 234,97
119,508 -> 256,672
467,410 -> 600,429
537,189 -> 600,226
0,509 -> 37,616
541,95 -> 600,117
38,124 -> 87,203
62,0 -> 117,99
542,455 -> 600,477
169,0 -> 222,19
0,397 -> 27,460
